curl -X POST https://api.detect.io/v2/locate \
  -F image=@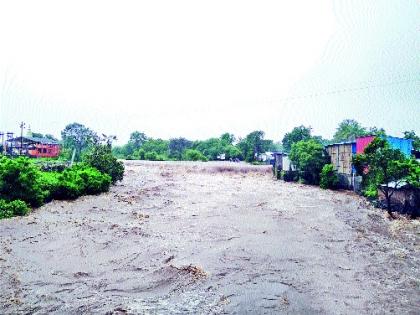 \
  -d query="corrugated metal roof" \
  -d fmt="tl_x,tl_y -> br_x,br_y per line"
325,141 -> 356,147
7,136 -> 59,145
